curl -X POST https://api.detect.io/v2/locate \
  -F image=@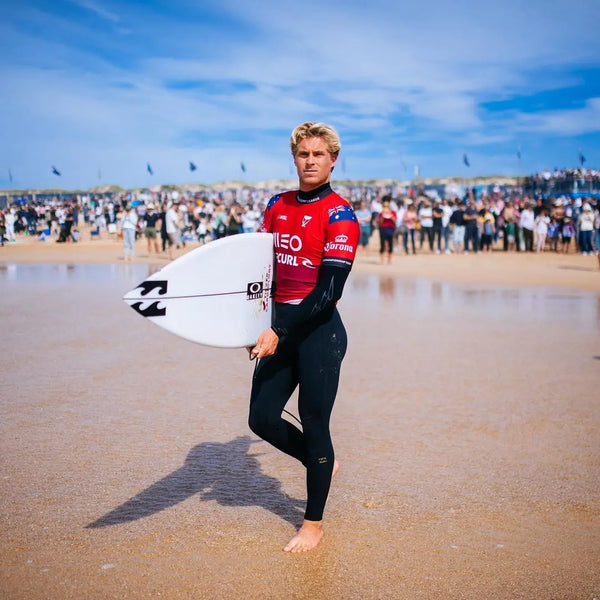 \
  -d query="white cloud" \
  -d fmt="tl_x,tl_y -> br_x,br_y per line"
1,0 -> 599,187
68,0 -> 121,22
